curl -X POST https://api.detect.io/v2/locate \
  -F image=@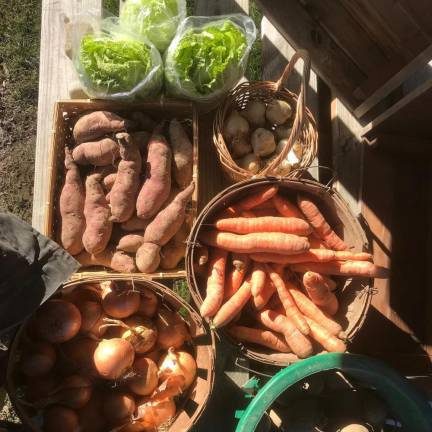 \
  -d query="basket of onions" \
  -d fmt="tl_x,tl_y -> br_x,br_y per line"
6,276 -> 215,432
213,50 -> 318,183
